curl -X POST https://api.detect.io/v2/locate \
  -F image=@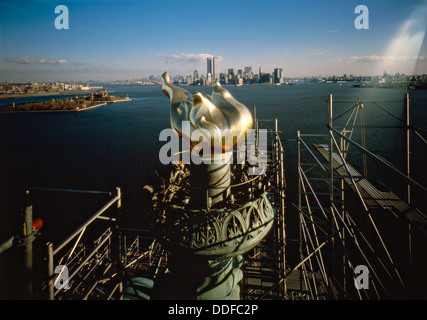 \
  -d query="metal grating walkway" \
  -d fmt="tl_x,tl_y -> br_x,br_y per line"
314,143 -> 427,230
